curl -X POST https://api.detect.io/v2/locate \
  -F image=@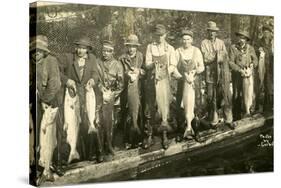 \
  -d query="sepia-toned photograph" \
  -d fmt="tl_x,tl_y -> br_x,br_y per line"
29,1 -> 274,186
